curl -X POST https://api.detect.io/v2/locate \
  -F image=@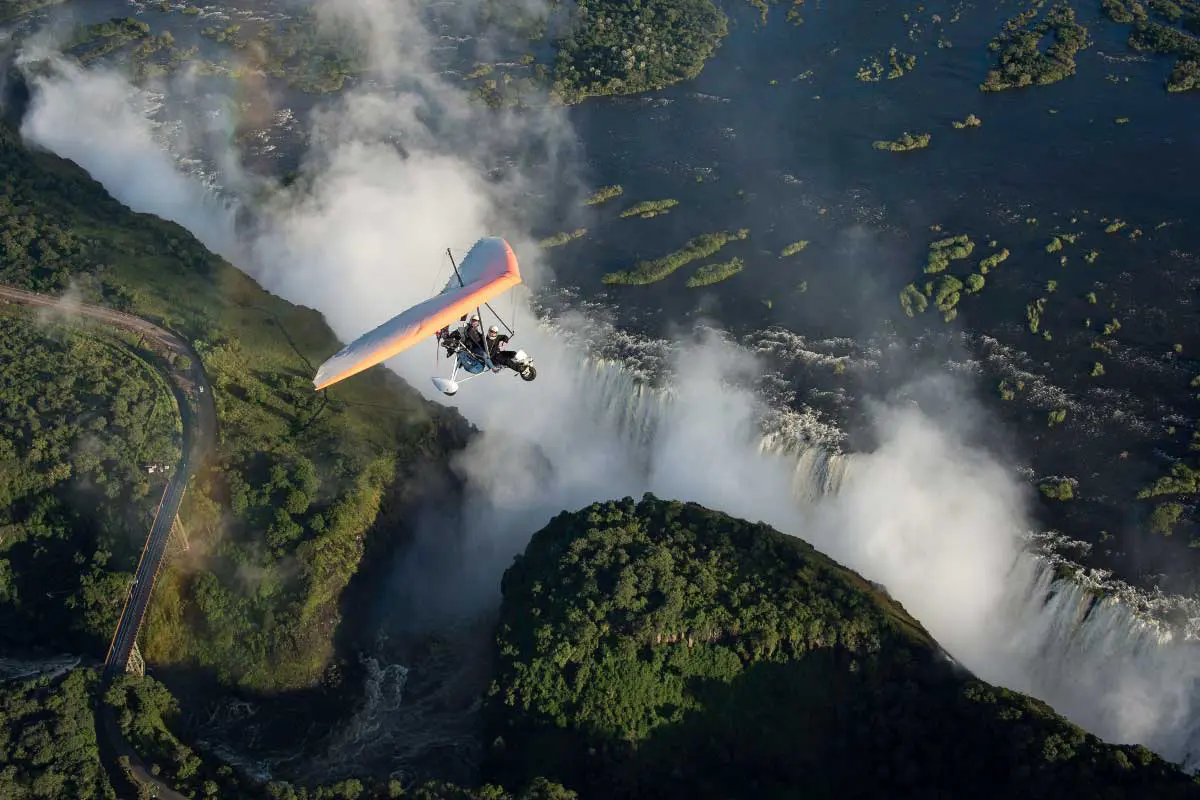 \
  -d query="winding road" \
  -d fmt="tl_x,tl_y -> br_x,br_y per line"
0,284 -> 216,799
